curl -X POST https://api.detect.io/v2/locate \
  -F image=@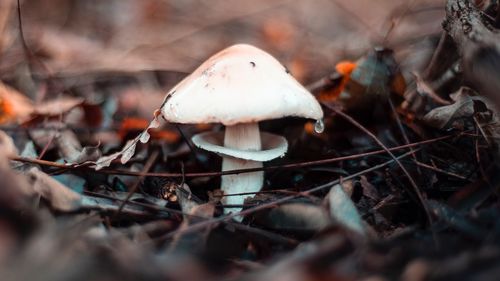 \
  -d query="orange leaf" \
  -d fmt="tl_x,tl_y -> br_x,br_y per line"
318,61 -> 357,102
119,117 -> 179,143
0,82 -> 33,124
